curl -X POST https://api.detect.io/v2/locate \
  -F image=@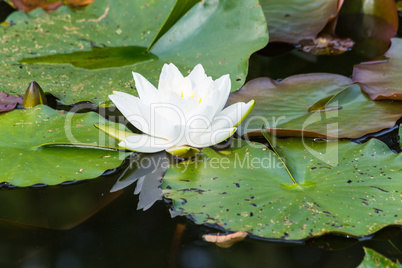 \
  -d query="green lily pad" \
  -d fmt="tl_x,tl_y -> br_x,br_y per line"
260,0 -> 340,43
358,247 -> 402,268
400,126 -> 402,147
0,105 -> 130,186
353,38 -> 402,100
228,74 -> 402,138
162,137 -> 402,241
0,0 -> 268,105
